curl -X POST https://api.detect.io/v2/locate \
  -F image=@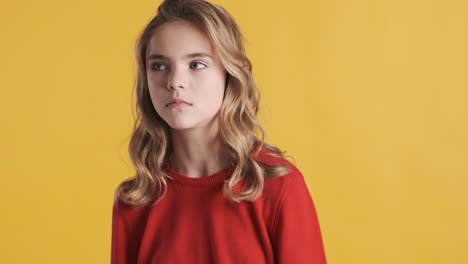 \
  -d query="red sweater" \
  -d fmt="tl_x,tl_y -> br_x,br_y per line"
111,154 -> 327,264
